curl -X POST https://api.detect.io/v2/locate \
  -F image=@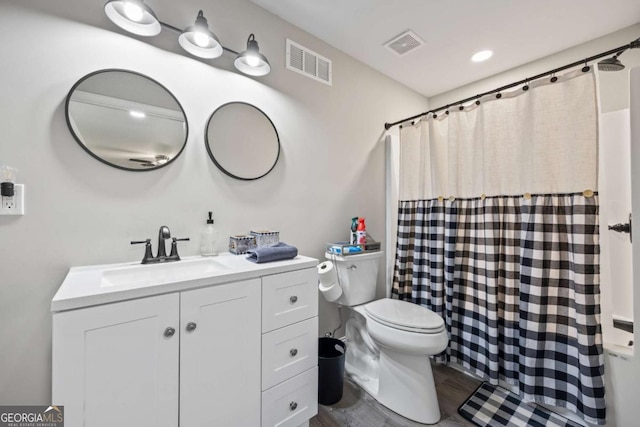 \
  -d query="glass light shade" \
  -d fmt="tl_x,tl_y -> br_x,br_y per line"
104,0 -> 161,37
178,11 -> 222,59
234,34 -> 271,77
123,2 -> 144,21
